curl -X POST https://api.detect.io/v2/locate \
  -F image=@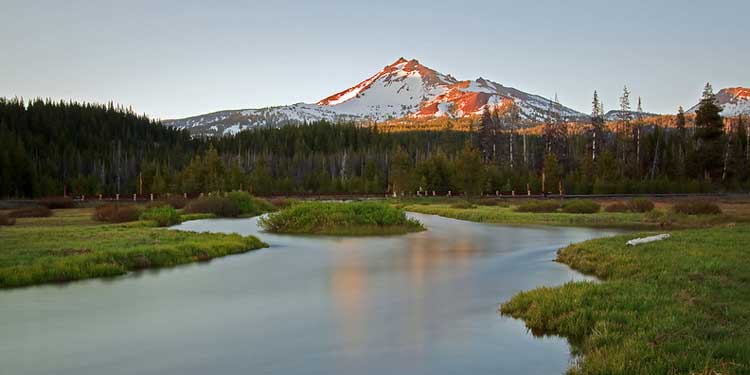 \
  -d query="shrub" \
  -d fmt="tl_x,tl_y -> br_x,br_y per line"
93,204 -> 142,223
605,202 -> 629,213
451,201 -> 476,209
672,200 -> 722,215
561,200 -> 601,214
627,198 -> 655,213
477,198 -> 507,207
226,191 -> 276,216
269,197 -> 291,208
145,197 -> 188,209
514,200 -> 561,213
140,206 -> 180,227
167,196 -> 188,209
9,205 -> 52,218
0,213 -> 15,226
145,200 -> 170,209
643,210 -> 676,228
39,196 -> 75,209
184,197 -> 240,217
